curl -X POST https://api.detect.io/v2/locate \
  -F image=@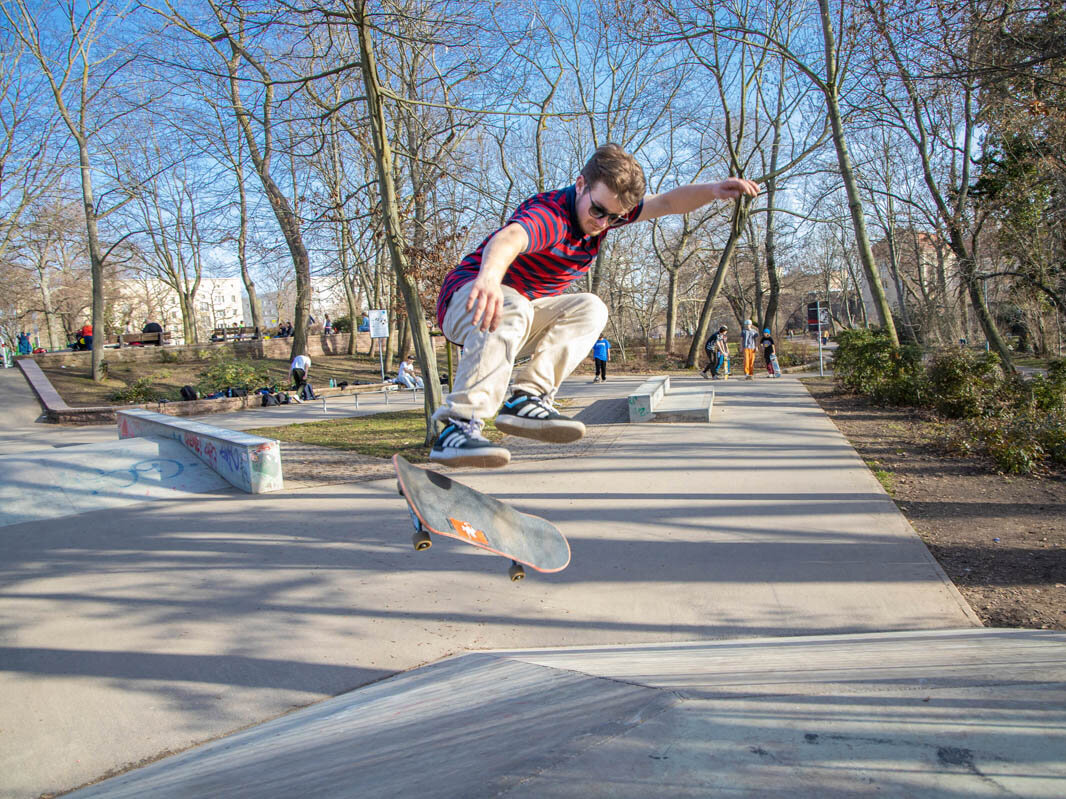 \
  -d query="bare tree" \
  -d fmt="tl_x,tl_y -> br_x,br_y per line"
2,0 -> 144,378
148,1 -> 317,358
863,0 -> 1015,368
127,152 -> 213,344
